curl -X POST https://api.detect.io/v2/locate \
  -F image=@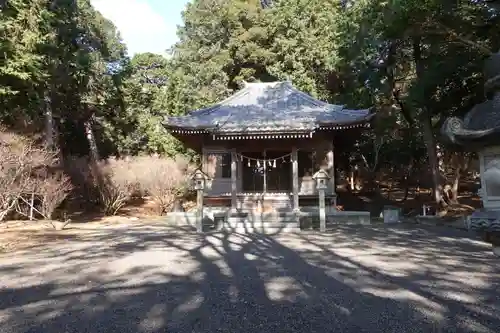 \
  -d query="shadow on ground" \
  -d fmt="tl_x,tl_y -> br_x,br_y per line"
0,224 -> 499,333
